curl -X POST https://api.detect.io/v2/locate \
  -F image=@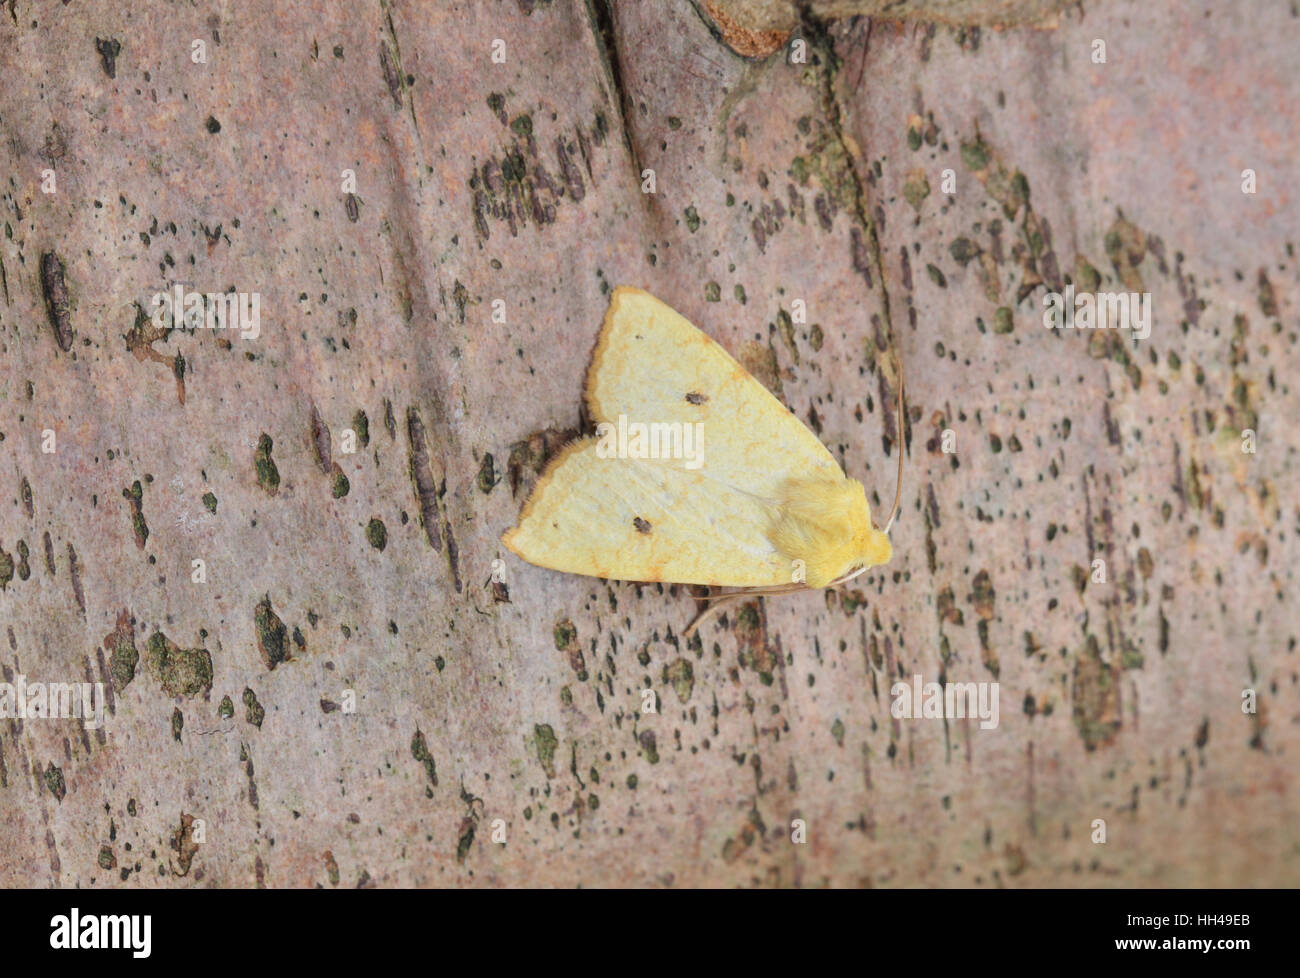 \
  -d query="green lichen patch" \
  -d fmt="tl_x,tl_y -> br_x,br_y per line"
510,113 -> 533,138
902,169 -> 930,212
949,236 -> 980,266
986,165 -> 1030,222
959,133 -> 1062,305
218,695 -> 234,719
476,453 -> 497,494
242,687 -> 265,727
663,658 -> 694,703
553,618 -> 586,680
1088,328 -> 1143,389
960,137 -> 990,172
1257,269 -> 1278,317
907,110 -> 939,151
776,308 -> 799,364
254,596 -> 290,670
366,517 -> 388,550
467,110 -> 598,241
1104,212 -> 1146,292
201,491 -> 218,513
44,763 -> 66,802
102,610 -> 139,692
978,620 -> 1000,678
734,602 -> 776,685
254,434 -> 280,495
1073,255 -> 1102,293
122,480 -> 148,548
1119,635 -> 1145,671
533,723 -> 558,778
456,816 -> 476,863
971,570 -> 995,619
638,729 -> 659,764
330,465 -> 350,498
147,631 -> 213,699
787,118 -> 858,220
840,589 -> 868,615
411,727 -> 437,785
1072,633 -> 1120,751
